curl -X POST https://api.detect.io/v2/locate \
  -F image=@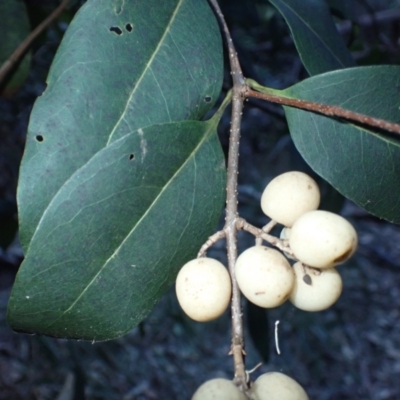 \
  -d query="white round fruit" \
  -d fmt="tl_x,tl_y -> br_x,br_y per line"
289,262 -> 343,311
235,246 -> 294,308
289,210 -> 357,269
261,171 -> 320,227
280,227 -> 291,240
251,372 -> 309,400
192,378 -> 247,400
175,258 -> 231,322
